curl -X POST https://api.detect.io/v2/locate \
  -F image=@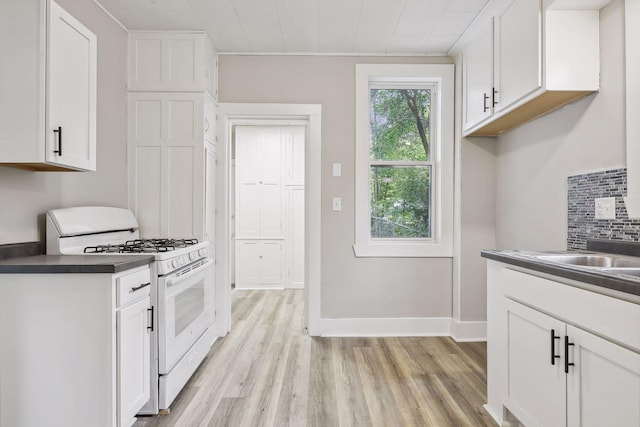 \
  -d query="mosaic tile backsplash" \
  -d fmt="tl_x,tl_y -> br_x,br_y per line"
567,168 -> 640,250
